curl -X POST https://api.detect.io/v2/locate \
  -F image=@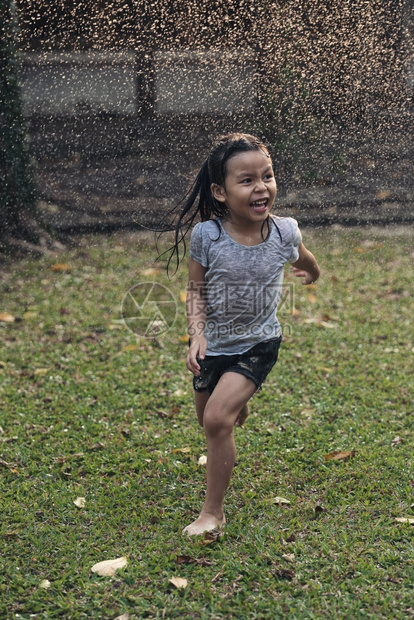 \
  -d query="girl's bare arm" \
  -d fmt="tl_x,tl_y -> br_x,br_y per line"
291,243 -> 320,285
186,258 -> 207,375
